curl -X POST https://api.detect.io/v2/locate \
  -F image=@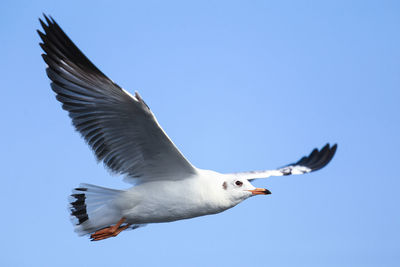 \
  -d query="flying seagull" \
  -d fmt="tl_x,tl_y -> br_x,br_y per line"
38,15 -> 337,241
